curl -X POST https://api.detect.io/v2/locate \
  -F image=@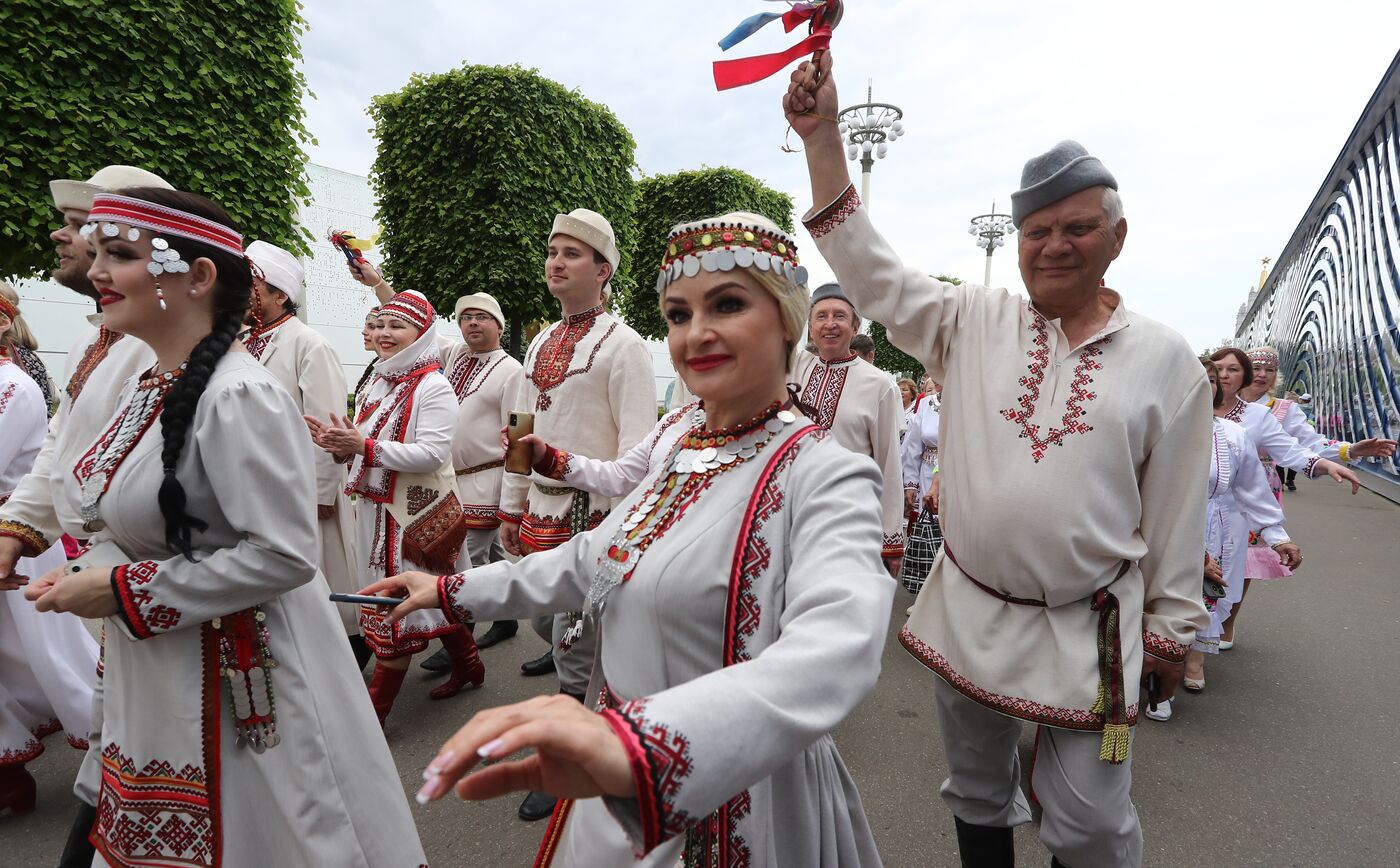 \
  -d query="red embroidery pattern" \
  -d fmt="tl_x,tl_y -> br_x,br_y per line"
528,307 -> 614,411
520,509 -> 606,553
610,698 -> 697,847
900,626 -> 1138,729
803,184 -> 862,239
437,573 -> 472,626
0,518 -> 48,557
113,561 -> 181,639
0,382 -> 17,415
95,743 -> 215,868
1142,630 -> 1189,663
447,350 -> 510,402
725,427 -> 822,665
1223,397 -> 1246,423
461,504 -> 502,530
346,358 -> 440,504
242,311 -> 292,361
67,326 -> 124,402
882,532 -> 904,559
999,317 -> 1111,462
0,719 -> 63,767
798,358 -> 851,429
